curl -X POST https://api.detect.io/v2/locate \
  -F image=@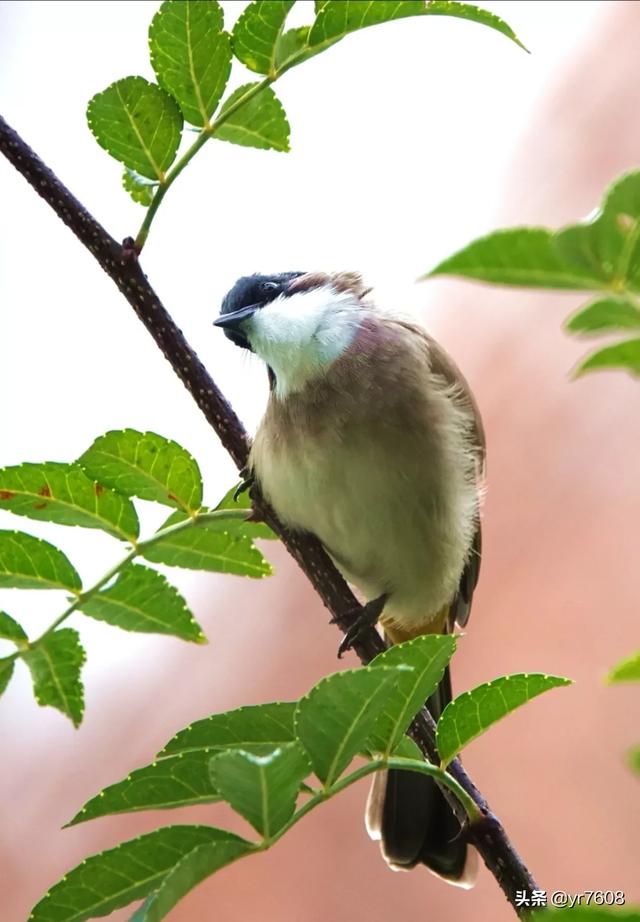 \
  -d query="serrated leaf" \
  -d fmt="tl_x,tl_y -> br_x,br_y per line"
422,1 -> 526,50
150,0 -> 232,127
366,634 -> 456,755
215,83 -> 290,151
0,531 -> 81,592
87,76 -> 183,181
232,0 -> 295,75
78,563 -> 206,642
295,666 -> 406,785
606,650 -> 640,684
142,519 -> 272,577
0,658 -> 14,697
68,750 -> 221,826
214,485 -> 277,540
130,836 -> 252,922
309,0 -> 526,52
161,701 -> 296,755
0,462 -> 139,542
273,25 -> 327,69
29,825 -> 248,922
79,429 -> 202,514
210,742 -> 310,837
436,673 -> 572,767
427,228 -> 603,289
23,628 -> 86,726
565,296 -> 640,335
123,168 -> 158,206
574,338 -> 640,377
0,610 -> 27,644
